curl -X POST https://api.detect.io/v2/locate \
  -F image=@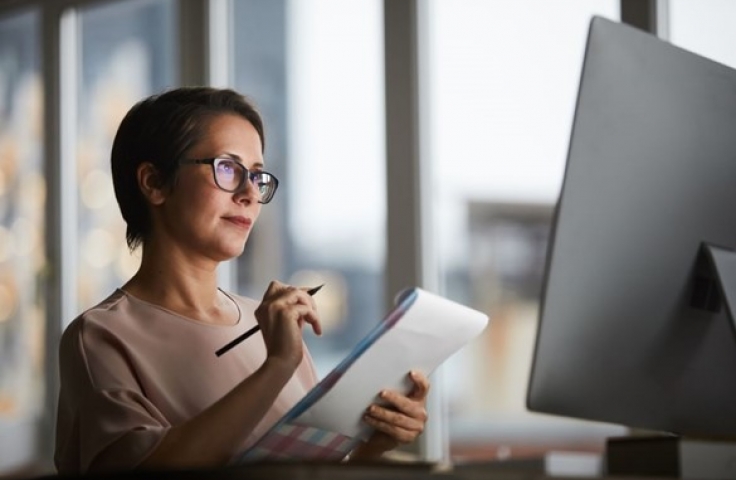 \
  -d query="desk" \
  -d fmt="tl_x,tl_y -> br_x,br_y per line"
28,462 -> 666,480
